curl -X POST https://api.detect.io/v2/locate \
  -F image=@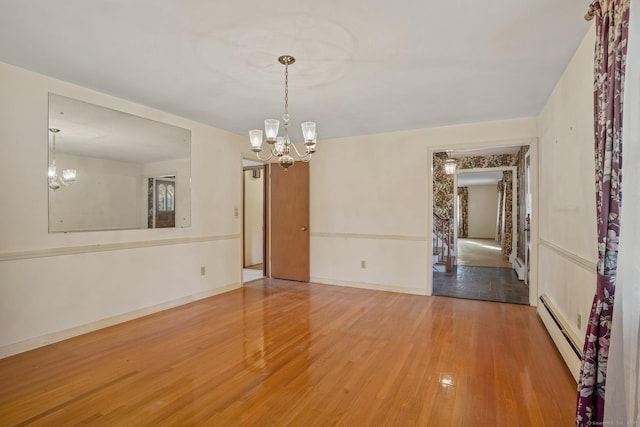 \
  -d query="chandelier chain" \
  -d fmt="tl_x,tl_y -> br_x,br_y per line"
284,64 -> 289,118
